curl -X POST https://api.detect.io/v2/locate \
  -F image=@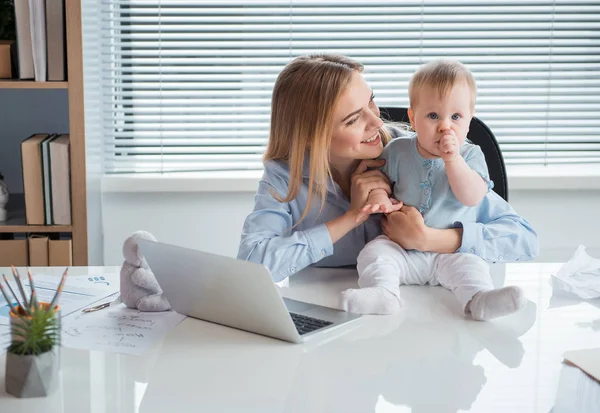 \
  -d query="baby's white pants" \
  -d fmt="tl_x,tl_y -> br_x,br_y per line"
357,235 -> 494,310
